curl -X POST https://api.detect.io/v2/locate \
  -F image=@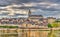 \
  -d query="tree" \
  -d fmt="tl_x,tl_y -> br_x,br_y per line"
48,23 -> 52,28
52,23 -> 58,27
